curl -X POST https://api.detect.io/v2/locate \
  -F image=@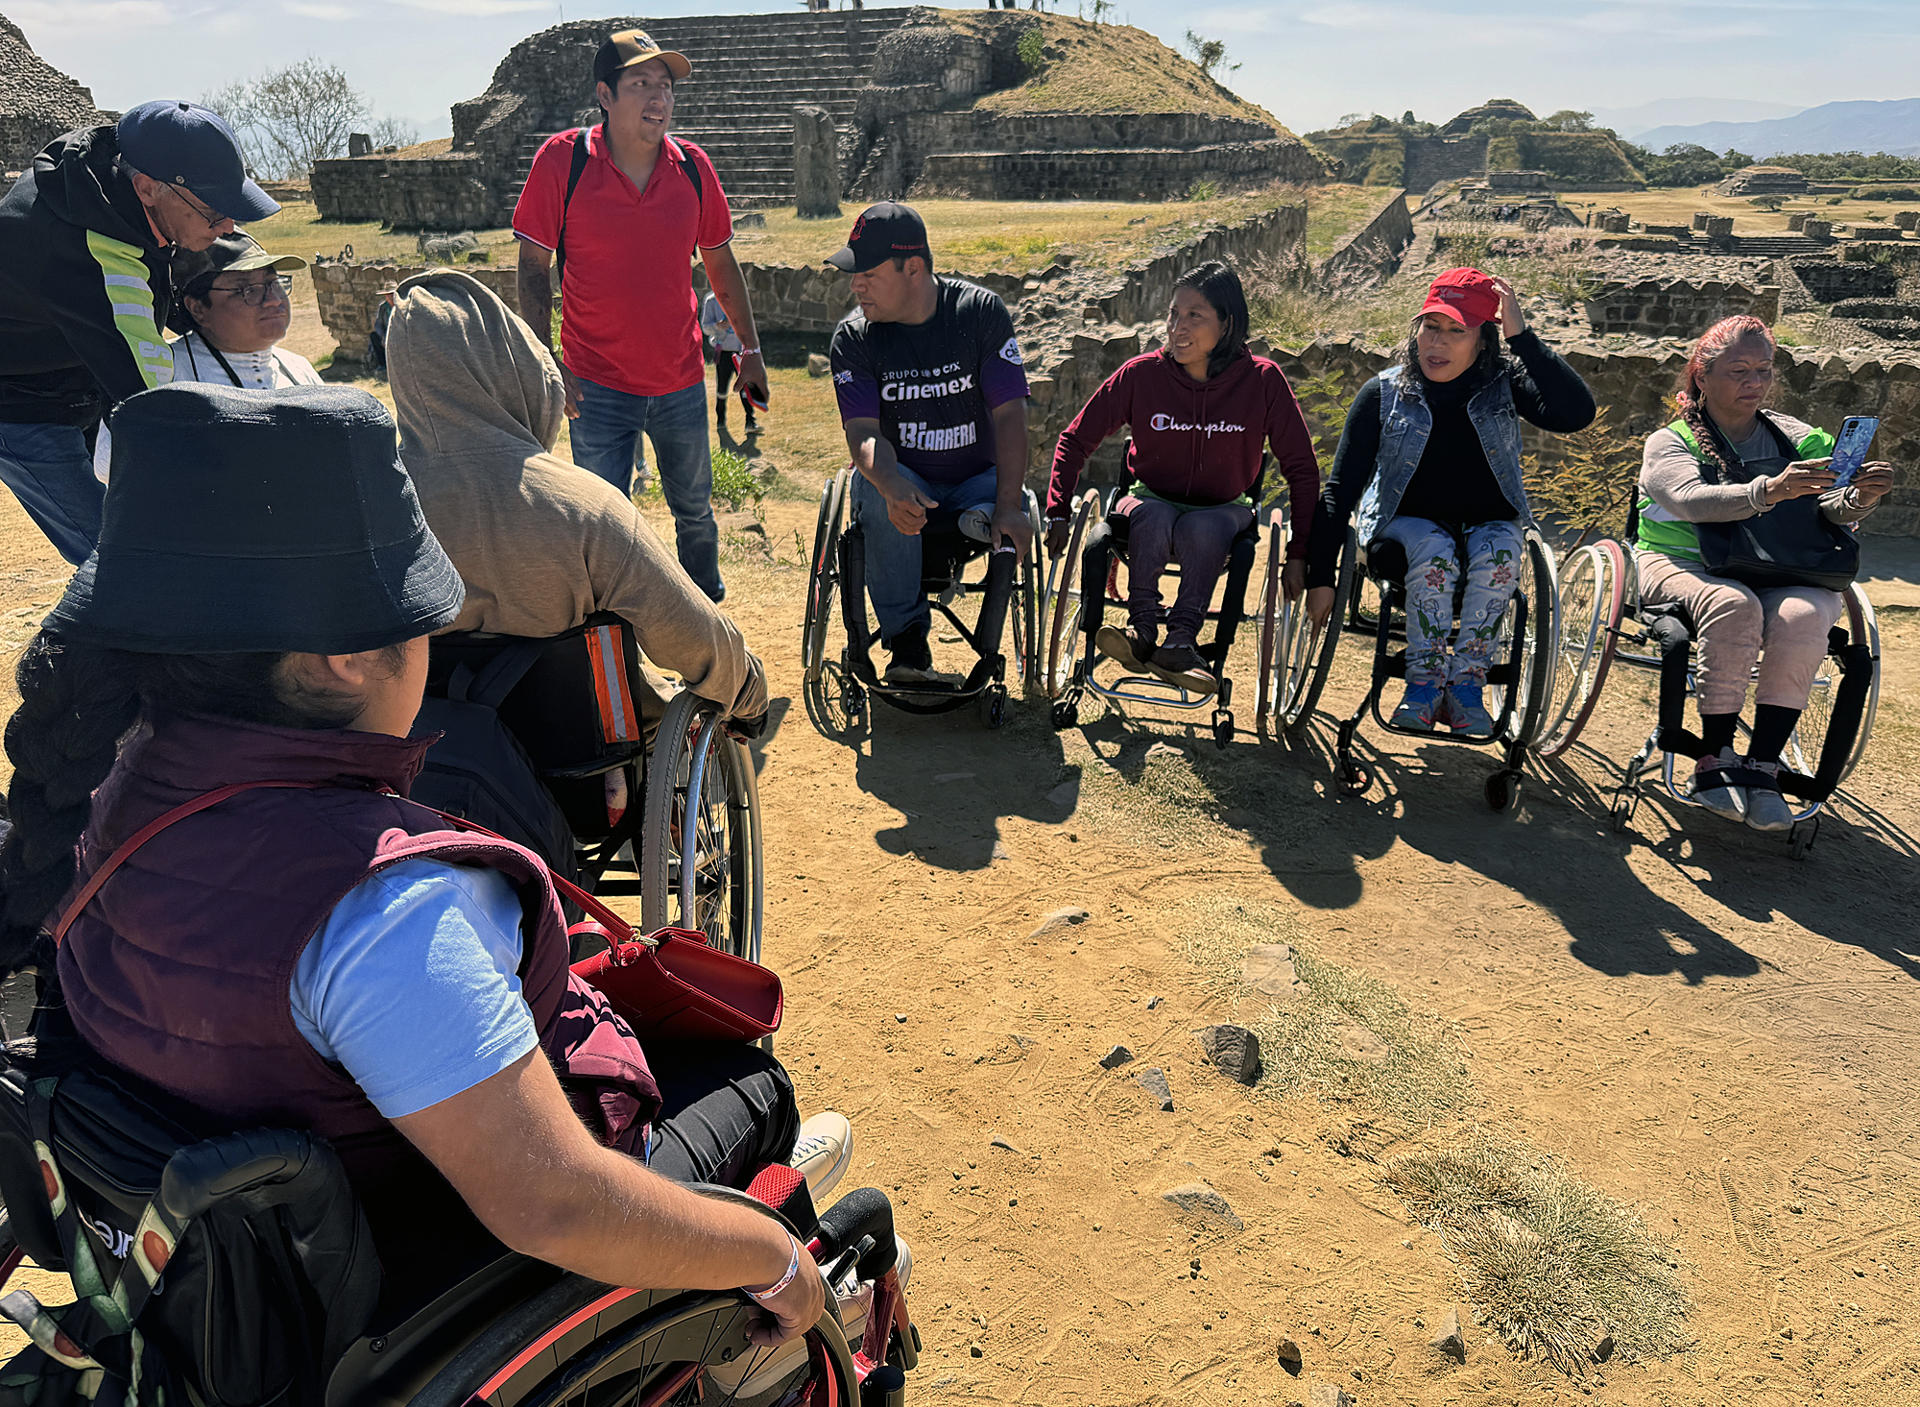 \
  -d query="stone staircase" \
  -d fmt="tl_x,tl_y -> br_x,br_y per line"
499,11 -> 913,217
1676,232 -> 1831,258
